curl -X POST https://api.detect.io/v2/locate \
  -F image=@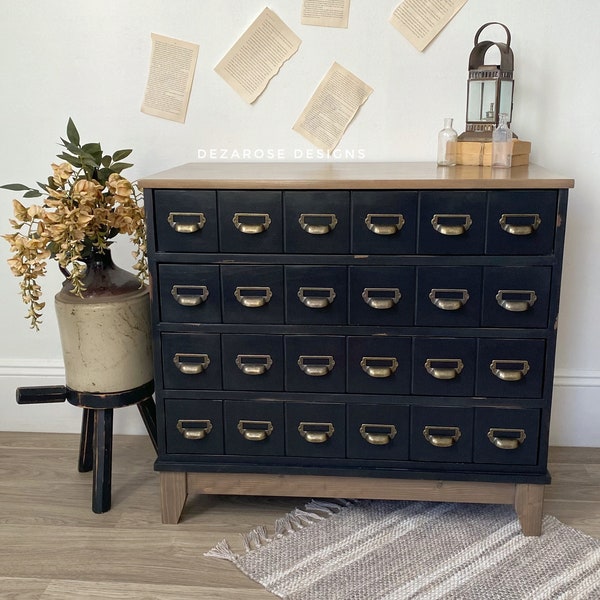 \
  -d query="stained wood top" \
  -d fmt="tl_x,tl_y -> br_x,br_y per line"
139,162 -> 574,190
